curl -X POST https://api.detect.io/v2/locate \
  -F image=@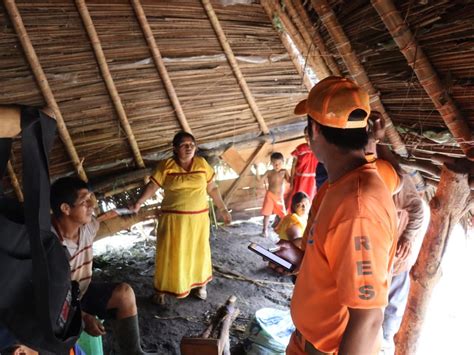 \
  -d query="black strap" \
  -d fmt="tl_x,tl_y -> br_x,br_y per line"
20,107 -> 58,336
0,138 -> 13,196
